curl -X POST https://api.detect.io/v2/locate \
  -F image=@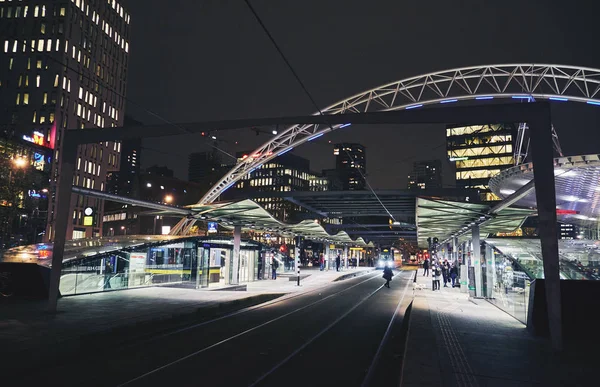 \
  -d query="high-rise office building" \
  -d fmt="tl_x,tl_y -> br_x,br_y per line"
407,160 -> 442,190
188,150 -> 234,194
226,151 -> 328,222
446,124 -> 516,201
333,143 -> 366,190
106,117 -> 141,198
0,0 -> 132,241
